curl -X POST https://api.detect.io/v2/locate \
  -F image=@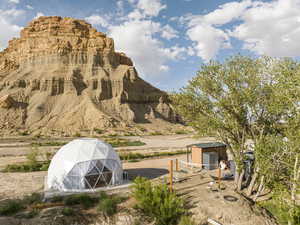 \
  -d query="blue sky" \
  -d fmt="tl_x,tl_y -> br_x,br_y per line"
1,0 -> 300,91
